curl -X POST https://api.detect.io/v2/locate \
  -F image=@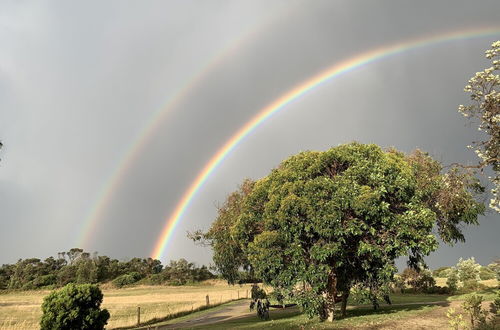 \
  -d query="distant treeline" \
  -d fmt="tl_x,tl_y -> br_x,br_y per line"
0,248 -> 215,290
